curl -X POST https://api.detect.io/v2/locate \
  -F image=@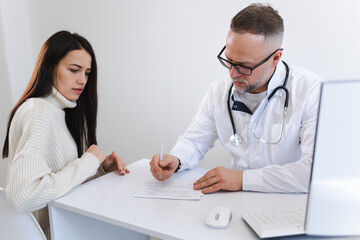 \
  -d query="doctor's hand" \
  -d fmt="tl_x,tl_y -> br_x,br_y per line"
102,151 -> 130,175
150,154 -> 179,181
193,167 -> 243,194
